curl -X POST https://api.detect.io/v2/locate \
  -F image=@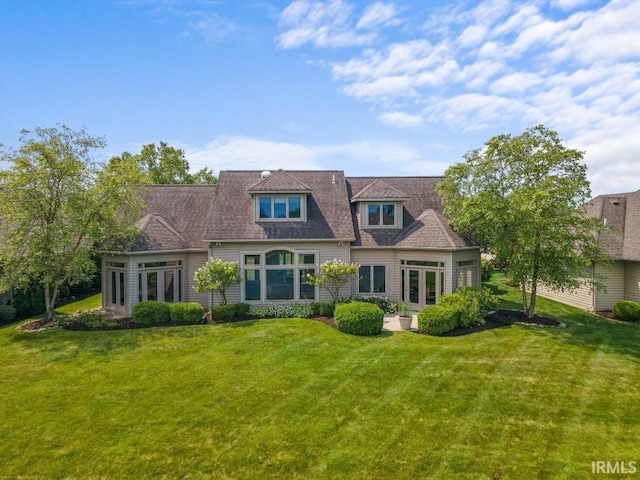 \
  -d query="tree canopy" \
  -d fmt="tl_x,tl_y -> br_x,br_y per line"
0,125 -> 149,321
436,125 -> 609,317
114,141 -> 217,185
